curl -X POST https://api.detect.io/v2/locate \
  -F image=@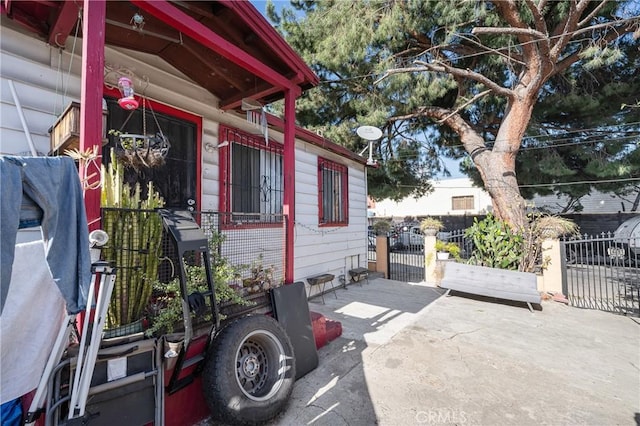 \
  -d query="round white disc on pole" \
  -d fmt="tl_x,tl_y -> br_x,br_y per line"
356,125 -> 382,141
